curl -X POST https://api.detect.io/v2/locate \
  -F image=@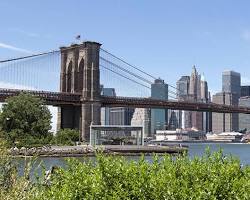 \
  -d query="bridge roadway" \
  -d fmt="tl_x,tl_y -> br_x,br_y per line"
0,88 -> 250,114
